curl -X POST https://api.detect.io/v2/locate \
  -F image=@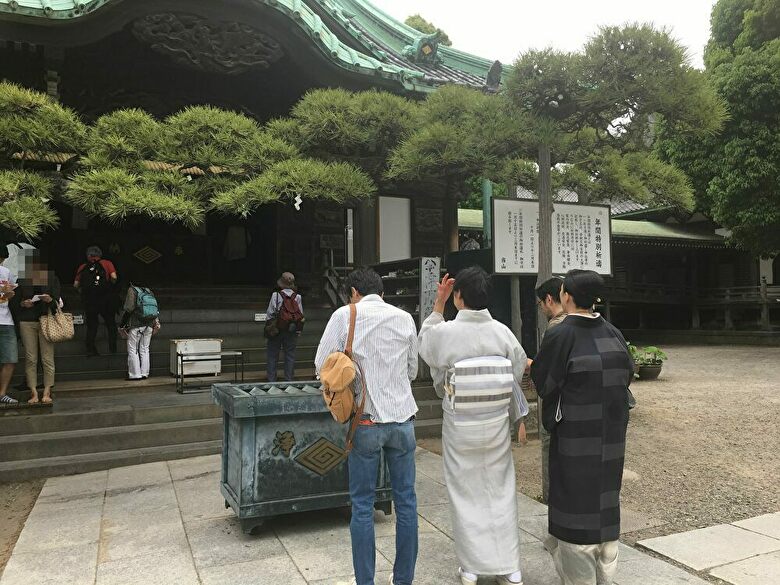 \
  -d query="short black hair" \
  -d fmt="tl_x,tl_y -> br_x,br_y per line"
453,266 -> 490,310
535,277 -> 563,304
345,267 -> 384,297
562,269 -> 605,309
